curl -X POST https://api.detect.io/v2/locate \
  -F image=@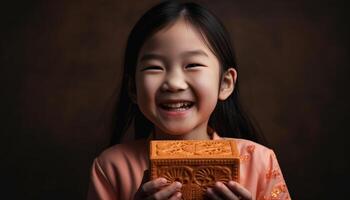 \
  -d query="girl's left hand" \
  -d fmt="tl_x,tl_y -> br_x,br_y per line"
205,181 -> 253,200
